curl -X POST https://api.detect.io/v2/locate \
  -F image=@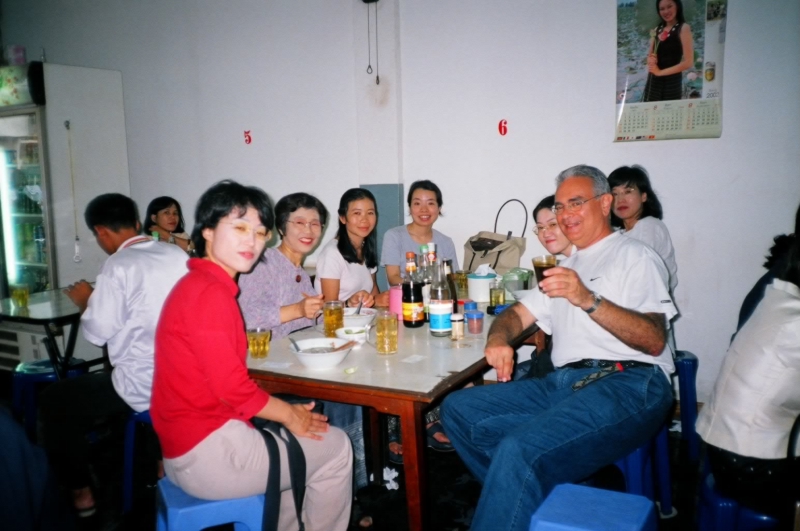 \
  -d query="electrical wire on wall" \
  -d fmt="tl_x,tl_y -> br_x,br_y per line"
64,120 -> 81,263
364,0 -> 379,85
